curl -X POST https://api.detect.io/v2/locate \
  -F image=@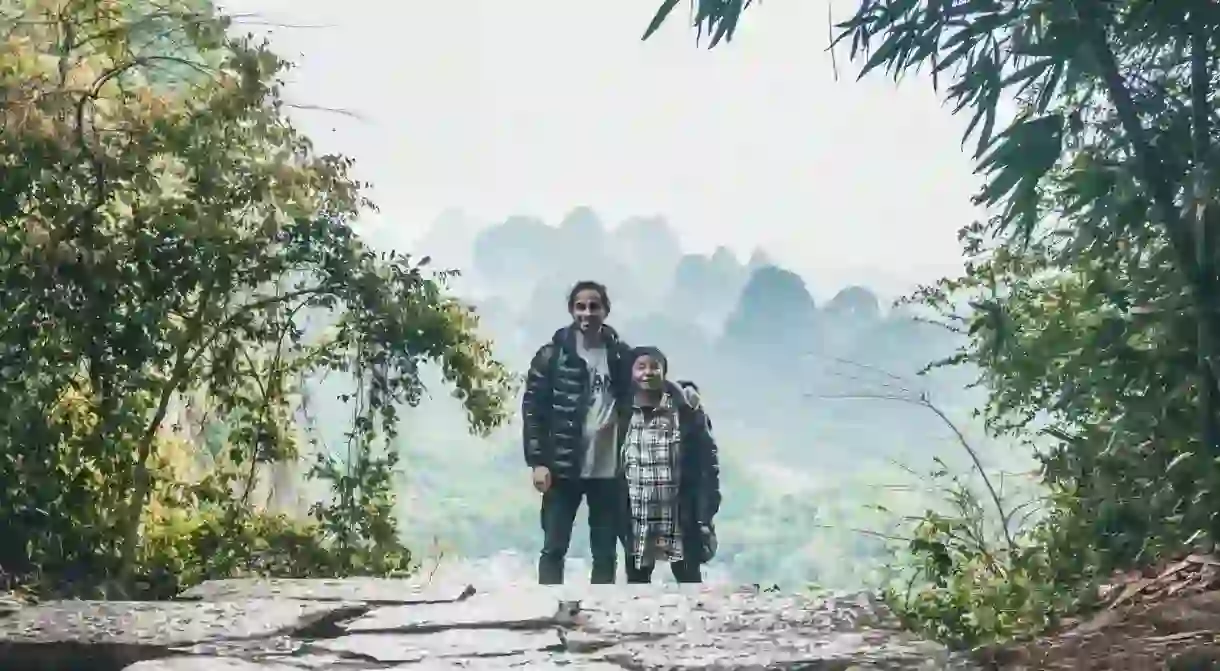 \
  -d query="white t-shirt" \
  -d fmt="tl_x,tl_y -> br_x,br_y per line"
577,337 -> 618,479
